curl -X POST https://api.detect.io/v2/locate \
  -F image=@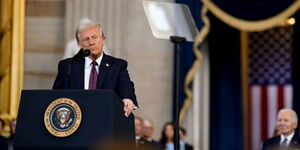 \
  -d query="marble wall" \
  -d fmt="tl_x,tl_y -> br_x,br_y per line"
24,0 -> 65,89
